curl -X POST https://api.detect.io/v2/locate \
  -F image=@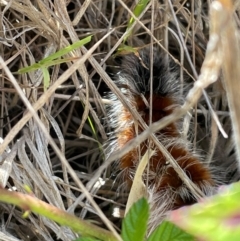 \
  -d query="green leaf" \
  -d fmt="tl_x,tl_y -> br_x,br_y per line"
39,35 -> 92,63
129,0 -> 150,26
117,45 -> 137,53
170,182 -> 240,241
74,237 -> 100,241
147,221 -> 194,241
42,67 -> 50,91
114,44 -> 138,57
121,198 -> 149,241
18,63 -> 42,73
18,35 -> 92,74
124,0 -> 150,42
